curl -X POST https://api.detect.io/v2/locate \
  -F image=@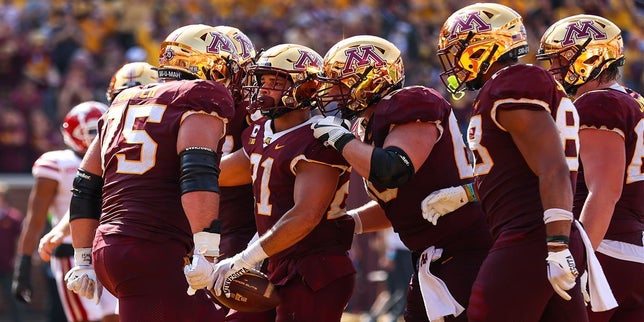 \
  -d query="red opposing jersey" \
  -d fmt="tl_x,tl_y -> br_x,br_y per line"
468,64 -> 579,238
573,86 -> 644,246
97,80 -> 234,251
241,117 -> 354,262
362,86 -> 487,252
